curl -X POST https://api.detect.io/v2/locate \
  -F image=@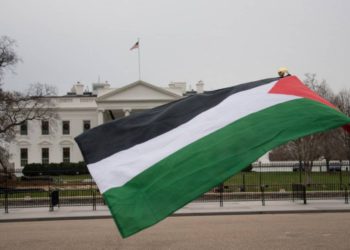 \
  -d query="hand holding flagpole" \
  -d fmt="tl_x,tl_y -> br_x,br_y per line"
130,38 -> 141,80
